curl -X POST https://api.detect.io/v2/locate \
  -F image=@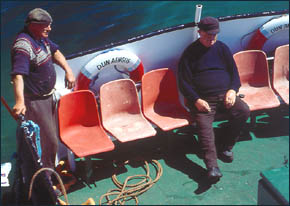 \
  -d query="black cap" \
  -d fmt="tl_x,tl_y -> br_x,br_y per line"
198,17 -> 220,34
25,8 -> 52,24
